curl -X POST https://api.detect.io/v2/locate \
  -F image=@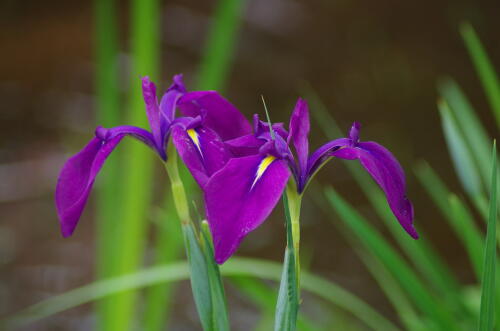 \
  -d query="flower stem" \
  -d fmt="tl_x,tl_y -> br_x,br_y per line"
285,183 -> 303,285
164,144 -> 191,225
